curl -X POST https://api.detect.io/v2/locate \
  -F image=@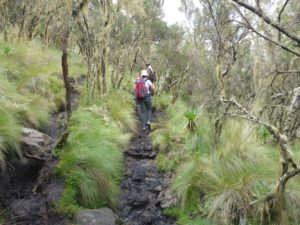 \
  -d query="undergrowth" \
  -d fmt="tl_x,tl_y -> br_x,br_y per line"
0,38 -> 86,168
55,92 -> 135,215
152,96 -> 300,225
